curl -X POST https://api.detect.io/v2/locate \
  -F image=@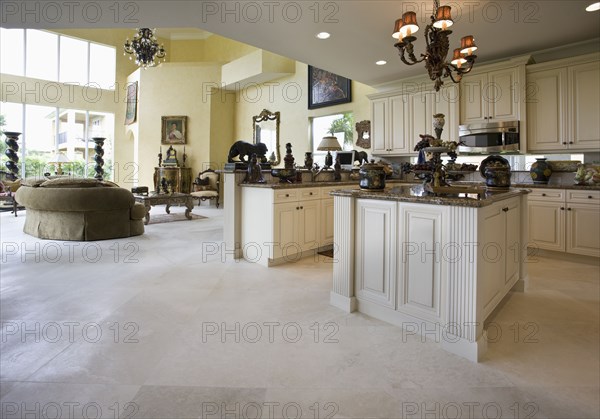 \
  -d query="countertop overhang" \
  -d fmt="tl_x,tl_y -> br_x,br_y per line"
330,184 -> 529,208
